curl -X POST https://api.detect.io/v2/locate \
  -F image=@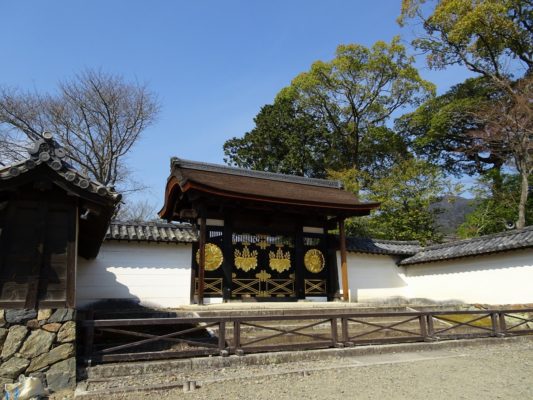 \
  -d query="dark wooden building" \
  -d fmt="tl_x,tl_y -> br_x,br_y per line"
159,158 -> 379,303
0,134 -> 120,309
